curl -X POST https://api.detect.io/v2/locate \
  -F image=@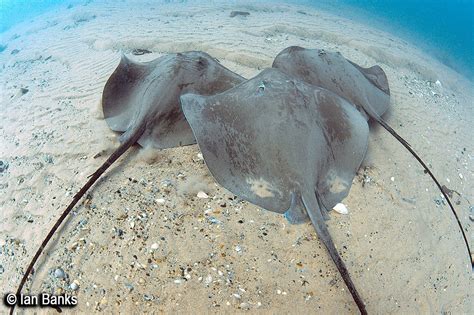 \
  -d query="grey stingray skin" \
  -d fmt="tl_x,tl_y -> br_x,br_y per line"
272,46 -> 390,120
102,51 -> 245,149
180,68 -> 369,224
181,68 -> 370,313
